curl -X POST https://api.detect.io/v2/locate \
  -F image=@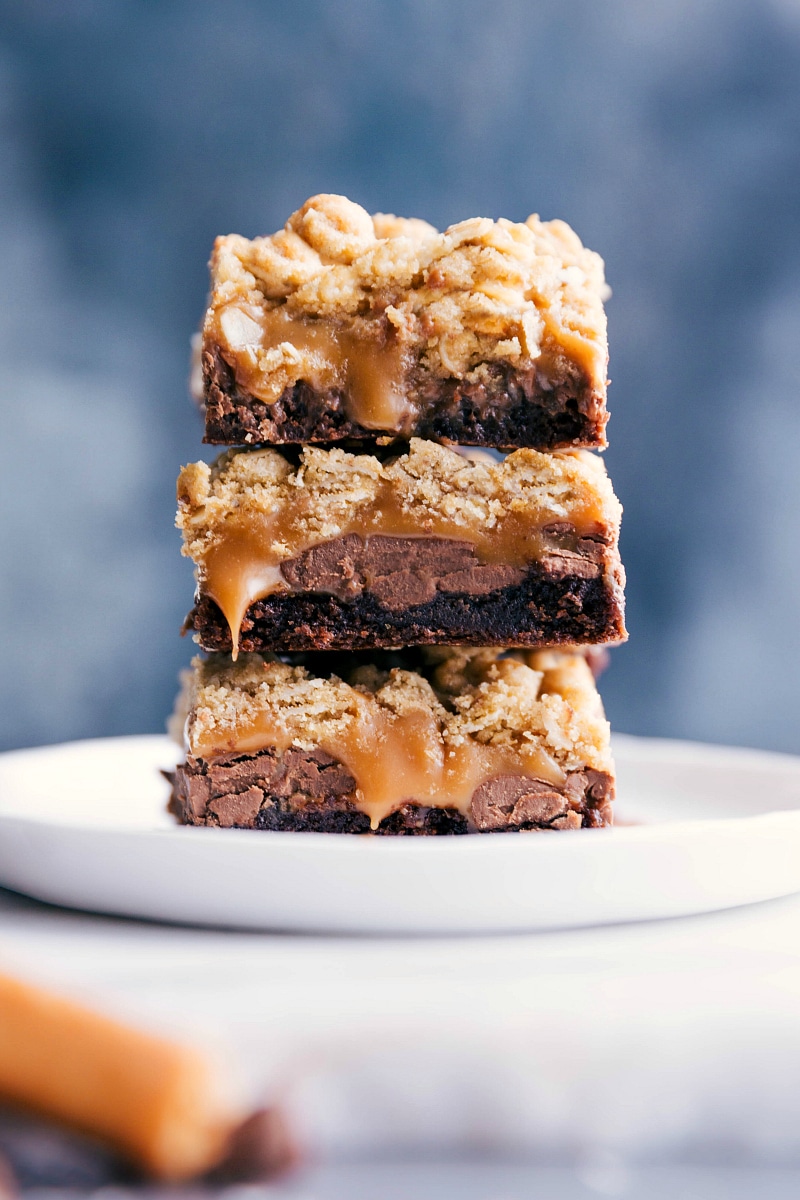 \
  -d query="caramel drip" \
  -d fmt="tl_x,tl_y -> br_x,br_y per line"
213,303 -> 414,431
539,311 -> 603,381
193,698 -> 566,830
202,482 -> 605,655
